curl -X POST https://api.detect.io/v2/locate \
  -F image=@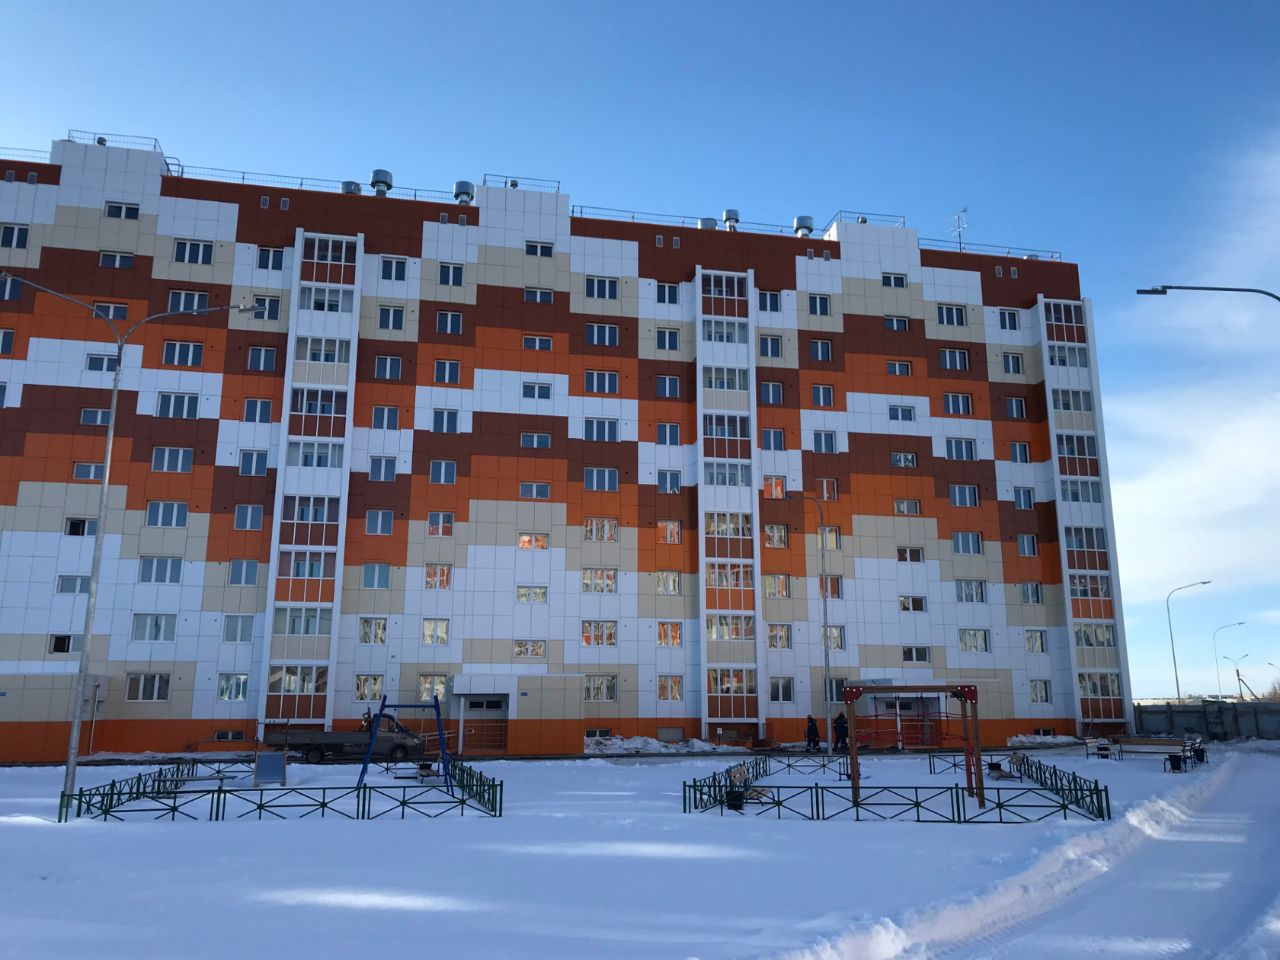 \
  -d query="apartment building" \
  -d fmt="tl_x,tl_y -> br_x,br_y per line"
0,132 -> 1131,762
